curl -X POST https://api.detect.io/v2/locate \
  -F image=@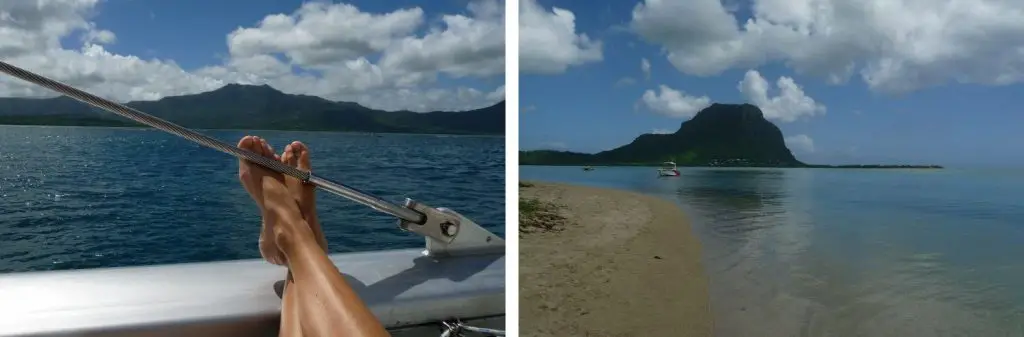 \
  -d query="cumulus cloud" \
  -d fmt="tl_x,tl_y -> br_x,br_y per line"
630,0 -> 1024,93
379,0 -> 505,79
226,3 -> 423,66
615,77 -> 637,86
641,58 -> 651,80
651,128 -> 673,134
640,85 -> 712,118
738,70 -> 825,122
519,0 -> 603,74
82,29 -> 116,45
0,0 -> 504,112
785,134 -> 815,153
